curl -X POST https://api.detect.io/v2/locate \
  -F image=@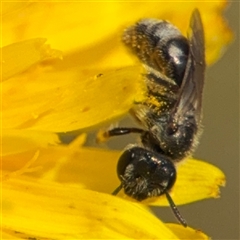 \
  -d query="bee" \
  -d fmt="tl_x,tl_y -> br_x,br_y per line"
105,9 -> 205,227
